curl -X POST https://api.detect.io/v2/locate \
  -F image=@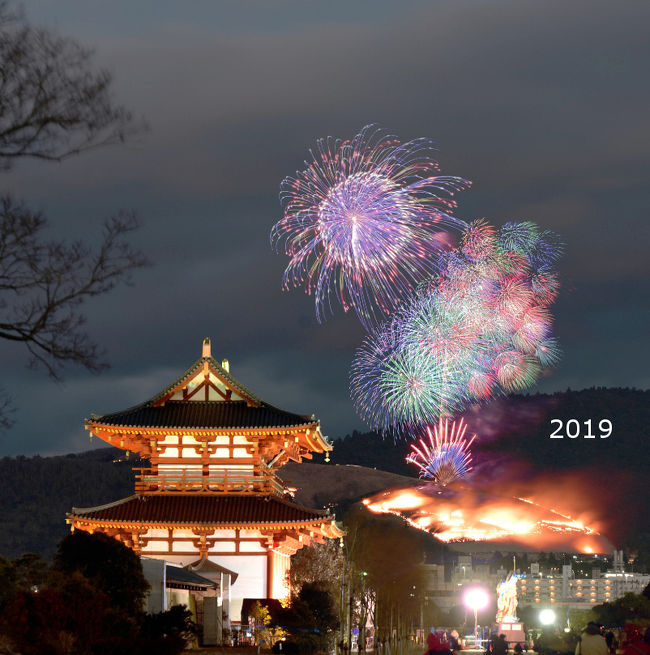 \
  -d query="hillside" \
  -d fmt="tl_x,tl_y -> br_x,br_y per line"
0,449 -> 140,559
0,449 -> 416,559
280,461 -> 416,508
0,387 -> 647,560
318,387 -> 650,476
